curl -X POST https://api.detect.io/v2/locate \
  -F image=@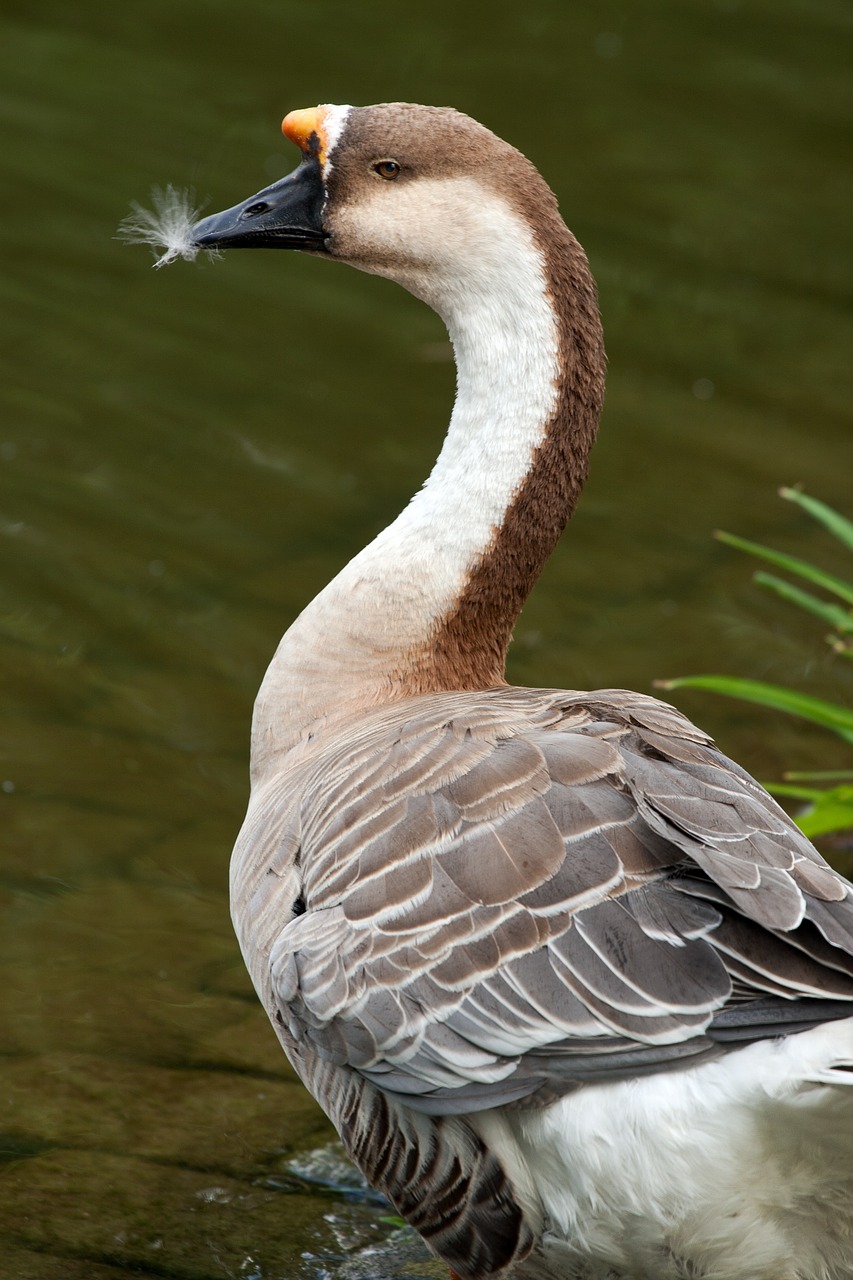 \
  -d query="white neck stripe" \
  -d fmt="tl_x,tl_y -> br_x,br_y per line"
250,183 -> 560,773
